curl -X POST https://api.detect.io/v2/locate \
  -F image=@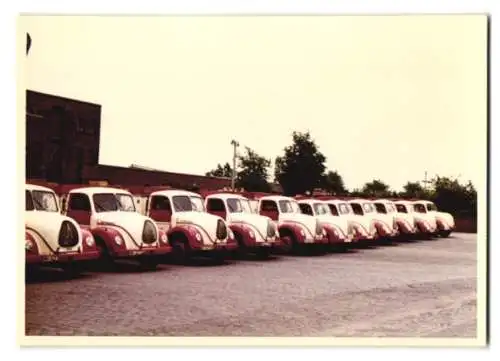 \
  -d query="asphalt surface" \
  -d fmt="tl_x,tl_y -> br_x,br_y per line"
25,233 -> 478,337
